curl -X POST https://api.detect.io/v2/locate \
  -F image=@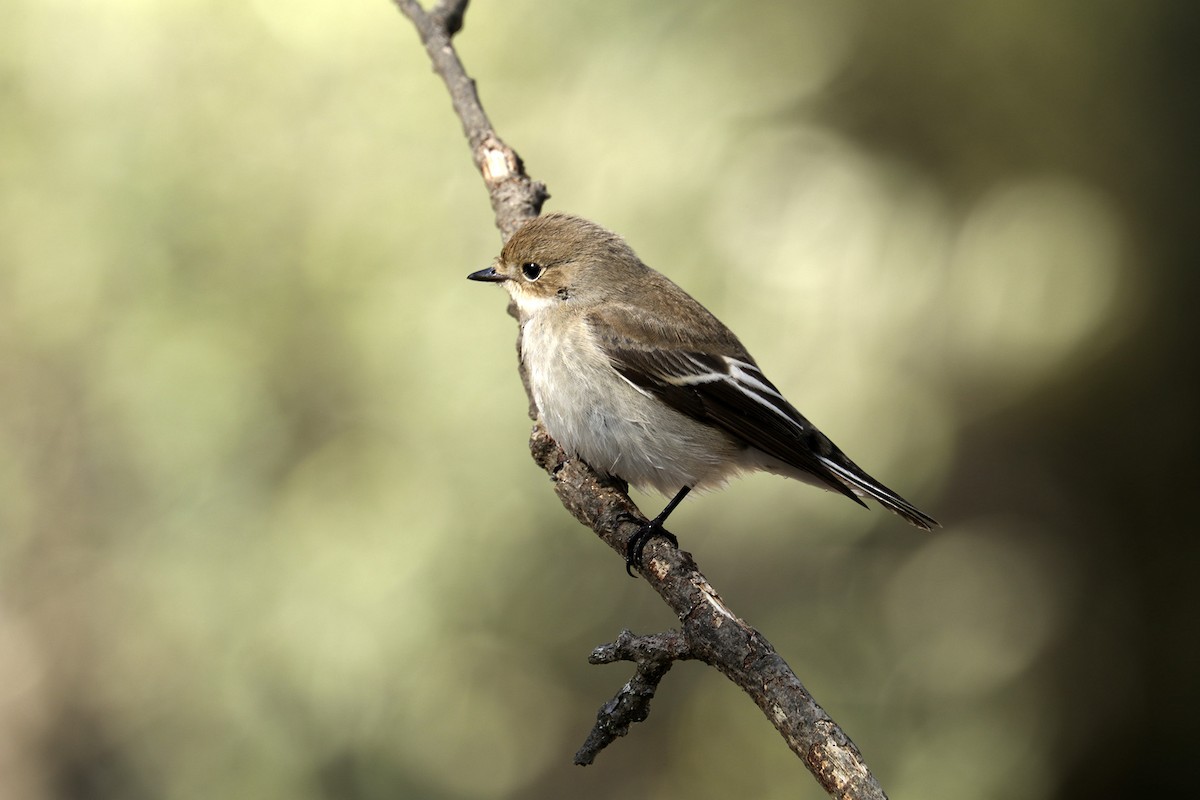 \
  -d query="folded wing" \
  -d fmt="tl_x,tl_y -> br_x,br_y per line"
590,307 -> 937,529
